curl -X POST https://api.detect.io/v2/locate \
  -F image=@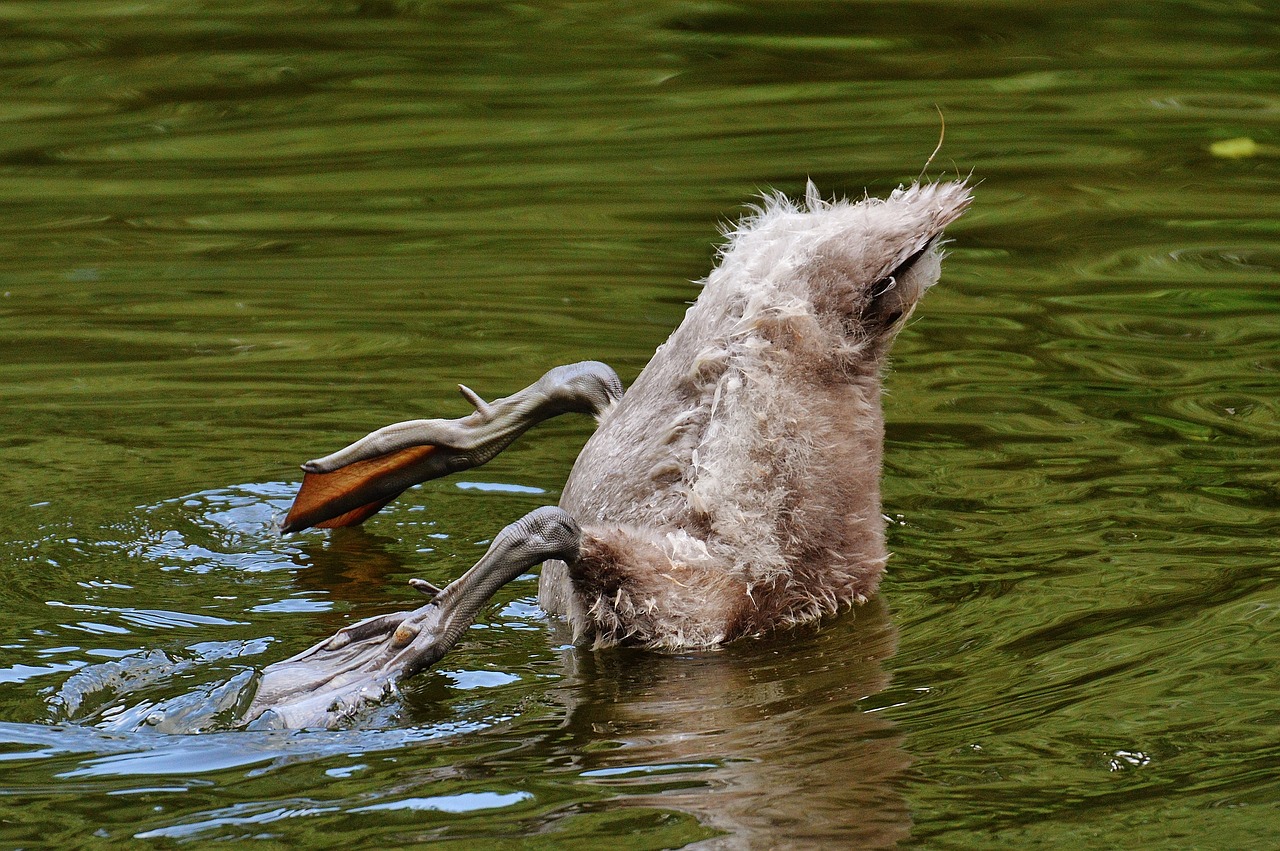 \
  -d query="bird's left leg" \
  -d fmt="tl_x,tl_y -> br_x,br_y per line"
280,361 -> 622,532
